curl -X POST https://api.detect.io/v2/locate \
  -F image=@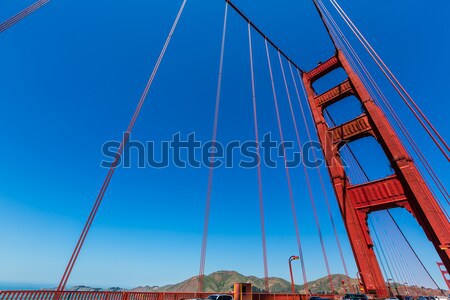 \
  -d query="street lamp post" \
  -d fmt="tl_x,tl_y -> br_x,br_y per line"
404,282 -> 409,295
387,279 -> 399,296
289,255 -> 300,294
386,278 -> 393,297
